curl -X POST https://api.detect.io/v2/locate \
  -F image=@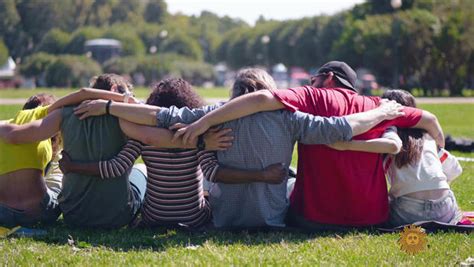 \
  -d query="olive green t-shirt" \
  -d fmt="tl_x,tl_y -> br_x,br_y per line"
58,107 -> 138,228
